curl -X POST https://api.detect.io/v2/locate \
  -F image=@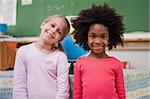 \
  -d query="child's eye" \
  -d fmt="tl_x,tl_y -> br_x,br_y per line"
89,35 -> 95,38
51,24 -> 55,27
57,31 -> 62,35
101,35 -> 106,38
49,23 -> 55,28
99,34 -> 109,39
